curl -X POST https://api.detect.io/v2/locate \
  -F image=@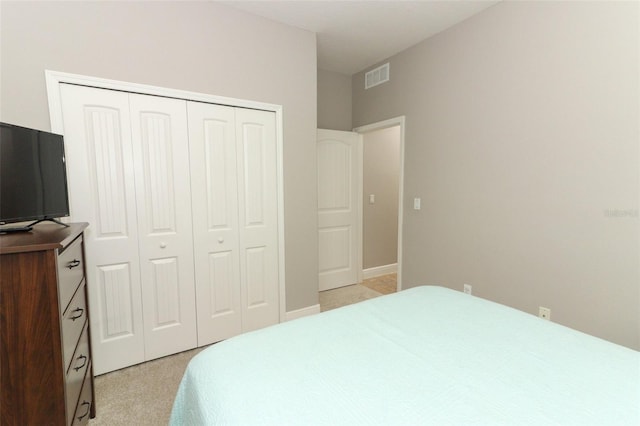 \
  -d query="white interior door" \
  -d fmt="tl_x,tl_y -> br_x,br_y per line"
129,94 -> 197,360
317,129 -> 362,291
60,84 -> 145,374
236,108 -> 280,332
188,102 -> 242,345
